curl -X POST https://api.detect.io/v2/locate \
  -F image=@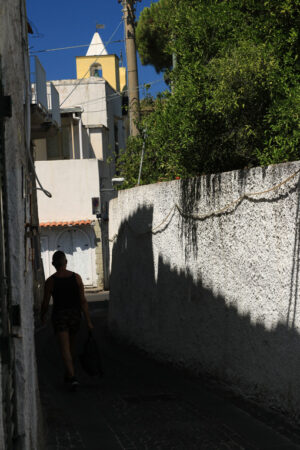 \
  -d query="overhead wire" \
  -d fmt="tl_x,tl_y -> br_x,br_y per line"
55,78 -> 165,119
29,40 -> 123,55
71,77 -> 165,108
69,81 -> 165,115
59,20 -> 123,107
58,82 -> 167,123
122,1 -> 128,68
28,8 -> 162,199
30,13 -> 165,107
